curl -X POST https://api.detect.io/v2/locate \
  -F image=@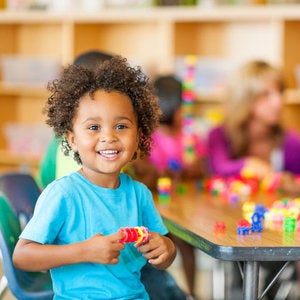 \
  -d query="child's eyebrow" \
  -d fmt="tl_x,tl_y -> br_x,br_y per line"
81,116 -> 135,124
115,116 -> 136,123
